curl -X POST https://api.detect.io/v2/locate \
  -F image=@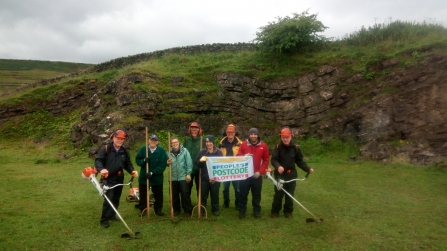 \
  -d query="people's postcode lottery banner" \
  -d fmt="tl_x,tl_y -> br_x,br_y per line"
206,156 -> 254,182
